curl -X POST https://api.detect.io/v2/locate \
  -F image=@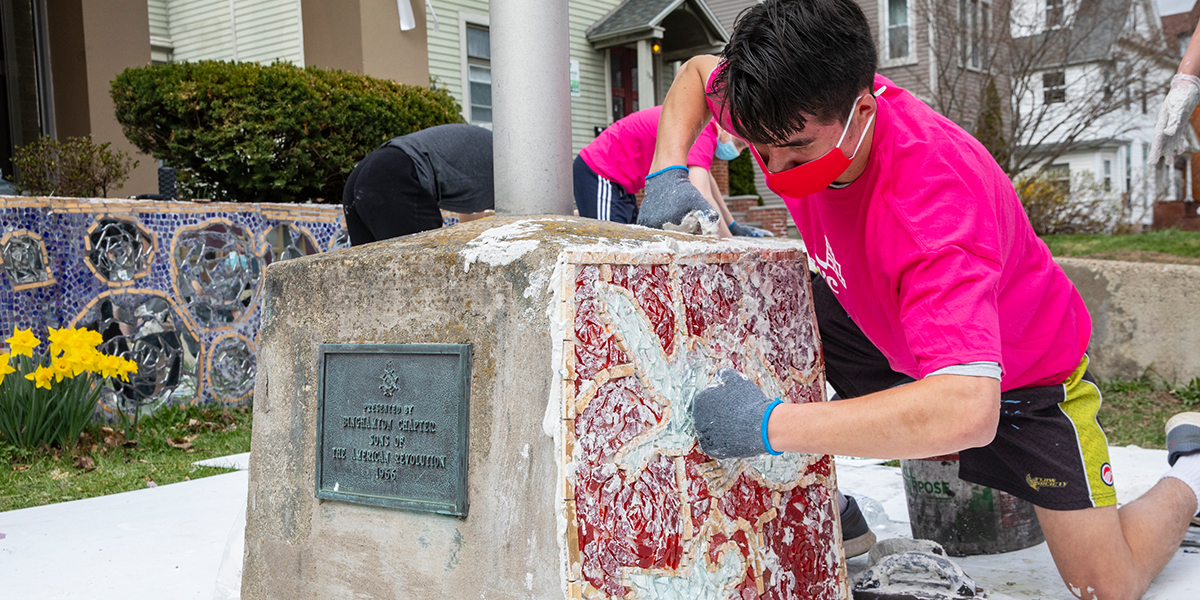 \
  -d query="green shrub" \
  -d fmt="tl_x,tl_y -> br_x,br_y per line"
11,135 -> 136,198
728,149 -> 758,197
1015,169 -> 1128,235
111,61 -> 465,203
